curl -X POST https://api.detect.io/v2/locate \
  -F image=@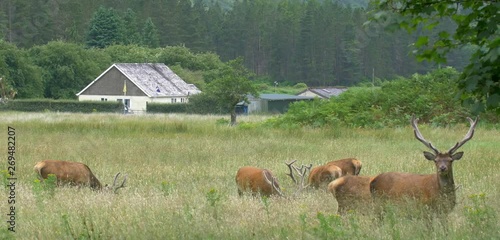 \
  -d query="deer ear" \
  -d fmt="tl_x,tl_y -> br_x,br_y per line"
423,151 -> 435,160
452,151 -> 464,160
